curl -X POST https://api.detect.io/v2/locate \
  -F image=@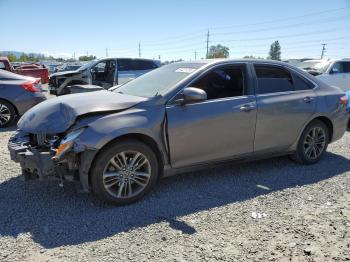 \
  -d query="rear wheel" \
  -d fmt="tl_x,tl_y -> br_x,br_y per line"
91,139 -> 159,205
0,100 -> 16,128
291,120 -> 329,164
